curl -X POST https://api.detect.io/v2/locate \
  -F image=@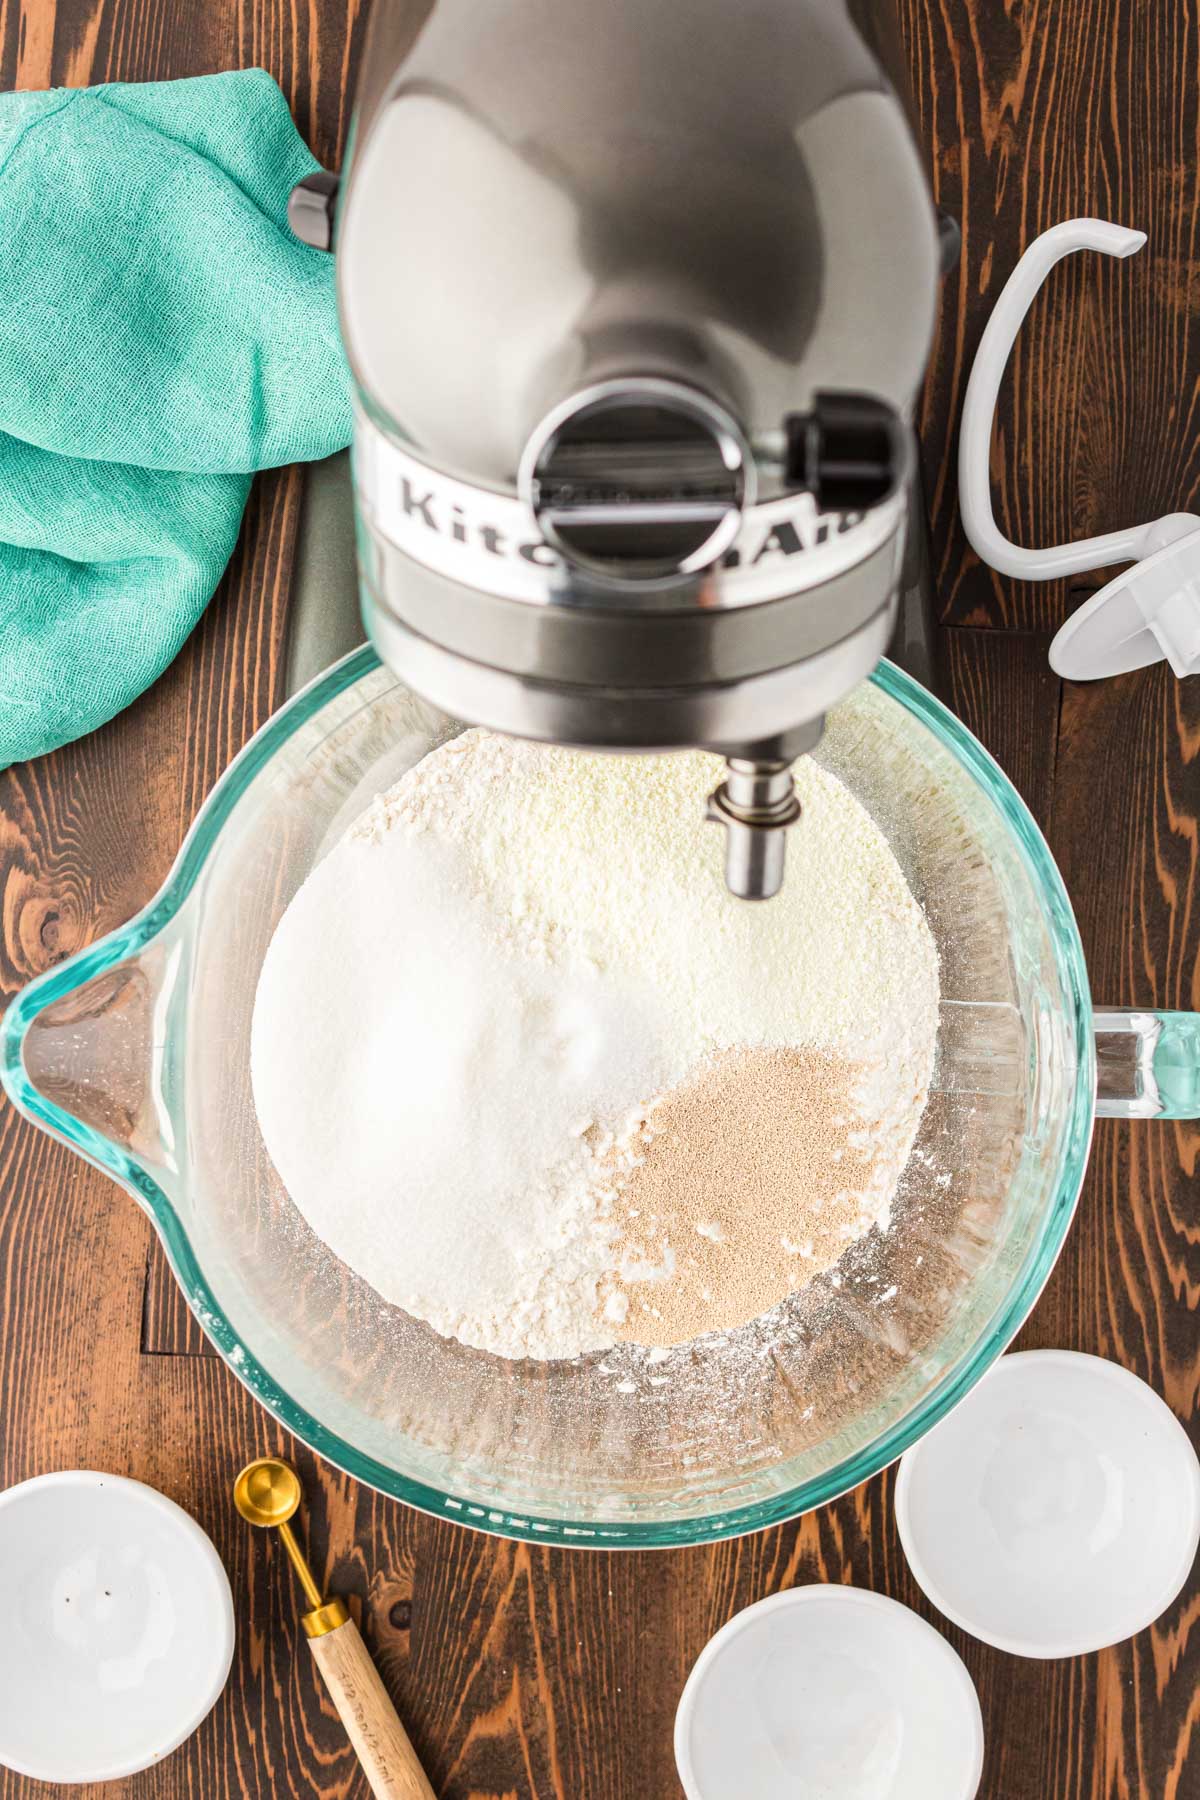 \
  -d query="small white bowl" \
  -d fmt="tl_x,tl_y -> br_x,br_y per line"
0,1471 -> 235,1783
895,1350 -> 1200,1658
675,1585 -> 984,1800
